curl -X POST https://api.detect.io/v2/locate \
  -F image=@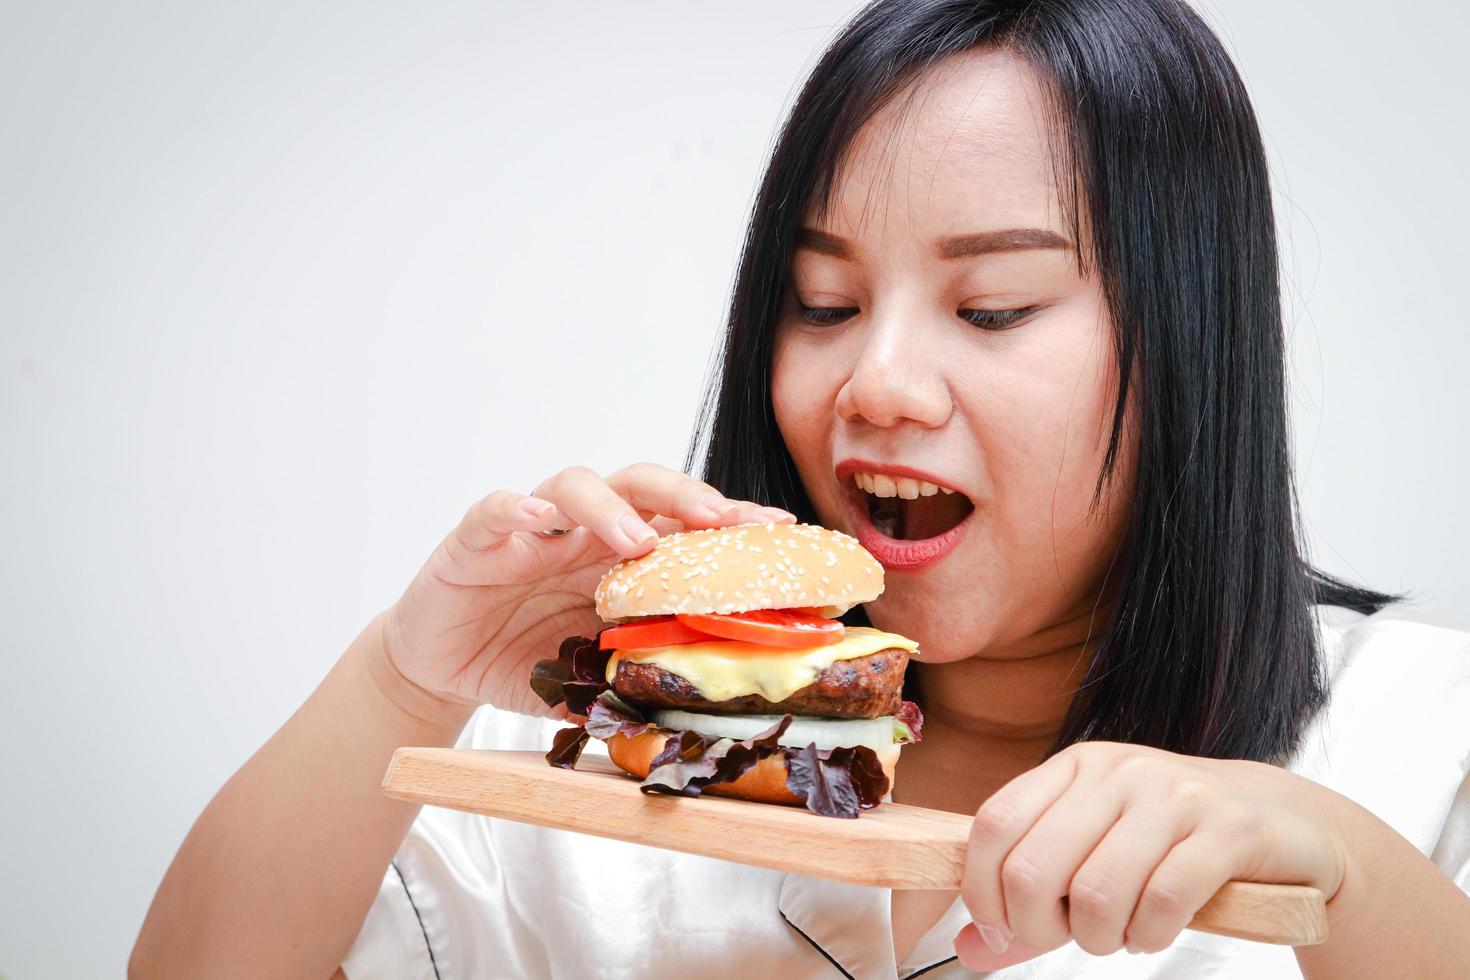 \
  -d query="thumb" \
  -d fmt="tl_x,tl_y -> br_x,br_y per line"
954,923 -> 1060,972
